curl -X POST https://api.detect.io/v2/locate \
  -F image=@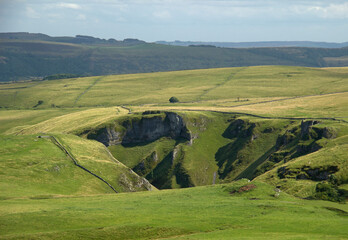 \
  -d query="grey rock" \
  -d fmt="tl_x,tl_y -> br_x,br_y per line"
91,112 -> 191,146
122,112 -> 191,144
